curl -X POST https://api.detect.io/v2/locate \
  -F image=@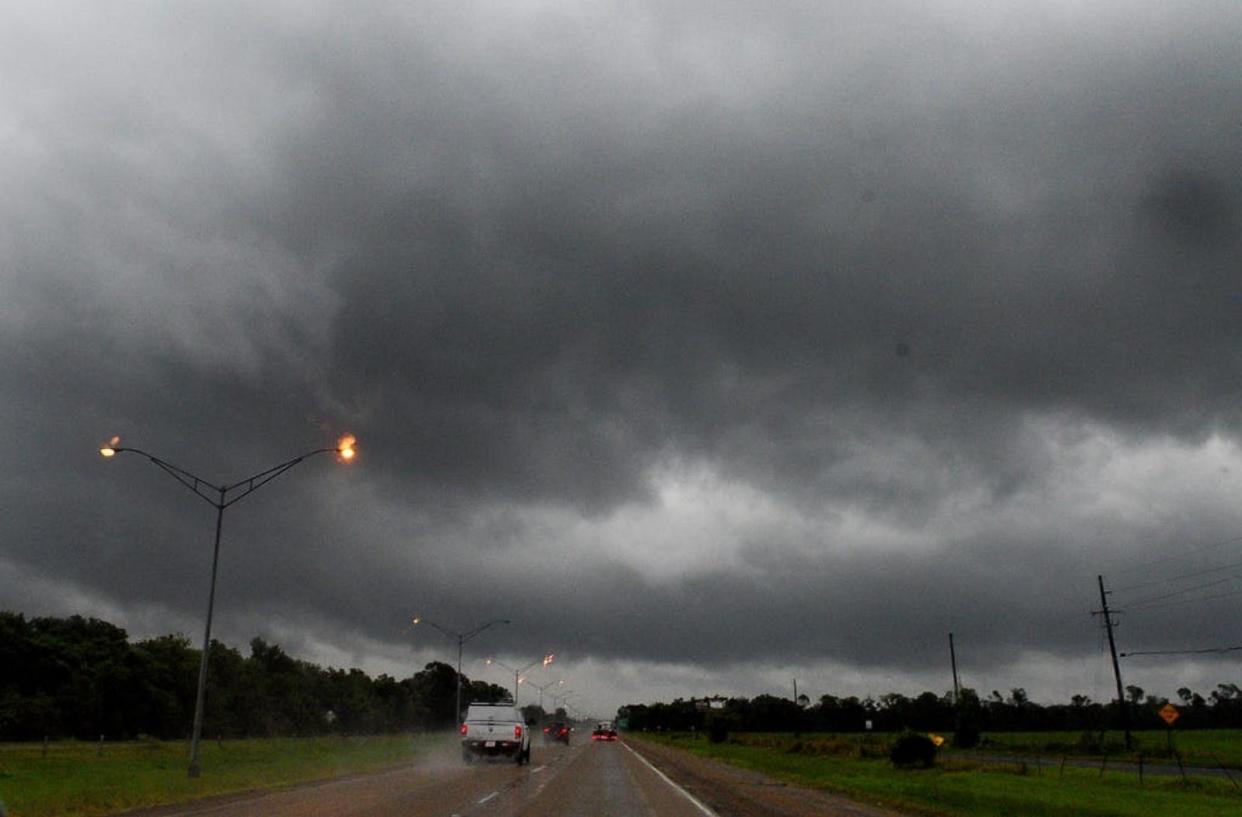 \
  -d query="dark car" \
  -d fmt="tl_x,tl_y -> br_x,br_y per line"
590,721 -> 617,742
542,721 -> 570,744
